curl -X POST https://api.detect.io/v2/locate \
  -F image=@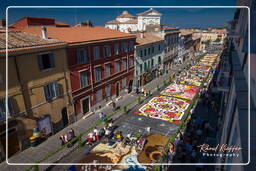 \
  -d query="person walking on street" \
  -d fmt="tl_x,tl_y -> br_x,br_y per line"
60,135 -> 65,146
99,112 -> 104,120
93,127 -> 99,141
